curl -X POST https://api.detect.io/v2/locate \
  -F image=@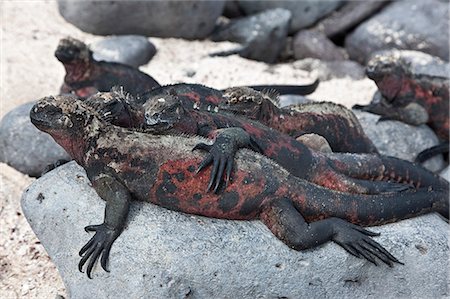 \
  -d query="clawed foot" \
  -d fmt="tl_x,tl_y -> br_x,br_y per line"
193,142 -> 235,193
78,223 -> 121,278
332,219 -> 402,267
193,132 -> 262,193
